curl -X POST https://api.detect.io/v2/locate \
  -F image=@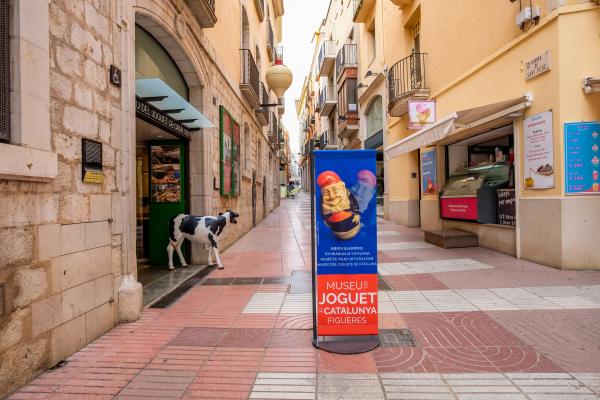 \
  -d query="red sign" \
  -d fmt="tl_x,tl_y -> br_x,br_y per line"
440,197 -> 478,220
317,274 -> 378,336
